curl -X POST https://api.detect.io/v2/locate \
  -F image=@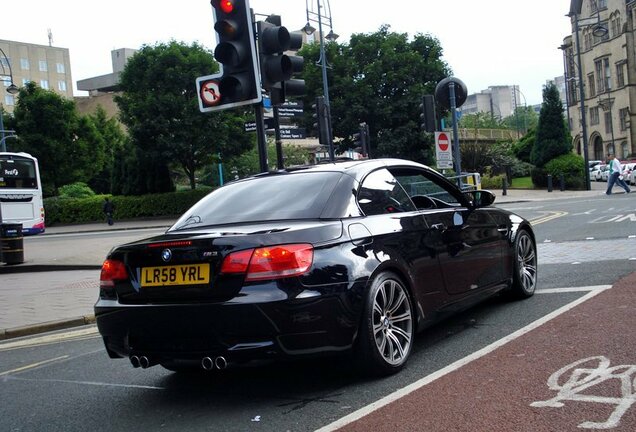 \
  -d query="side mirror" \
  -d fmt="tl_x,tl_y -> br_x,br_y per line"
465,190 -> 496,208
